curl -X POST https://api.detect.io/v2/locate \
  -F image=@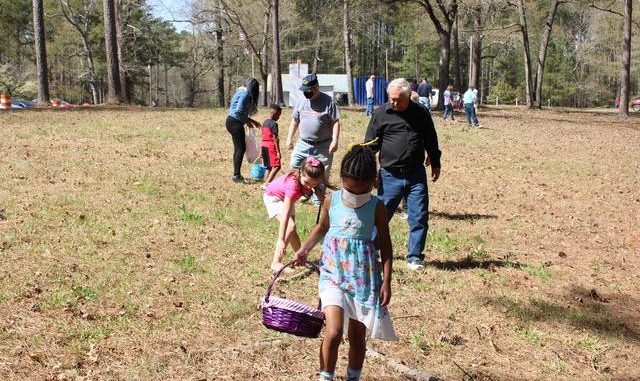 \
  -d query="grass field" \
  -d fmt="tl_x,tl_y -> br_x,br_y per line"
1,106 -> 639,381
